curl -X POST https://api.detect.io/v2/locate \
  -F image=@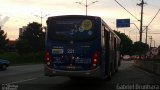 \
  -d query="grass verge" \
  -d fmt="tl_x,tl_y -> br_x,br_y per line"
0,52 -> 44,65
